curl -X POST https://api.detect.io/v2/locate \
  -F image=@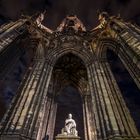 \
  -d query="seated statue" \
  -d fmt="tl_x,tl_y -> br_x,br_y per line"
61,113 -> 78,136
